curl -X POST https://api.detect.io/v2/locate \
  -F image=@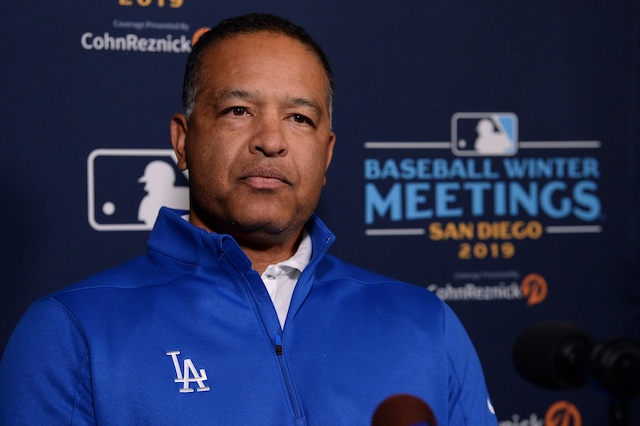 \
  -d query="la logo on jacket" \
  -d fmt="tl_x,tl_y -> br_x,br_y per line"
166,351 -> 210,393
